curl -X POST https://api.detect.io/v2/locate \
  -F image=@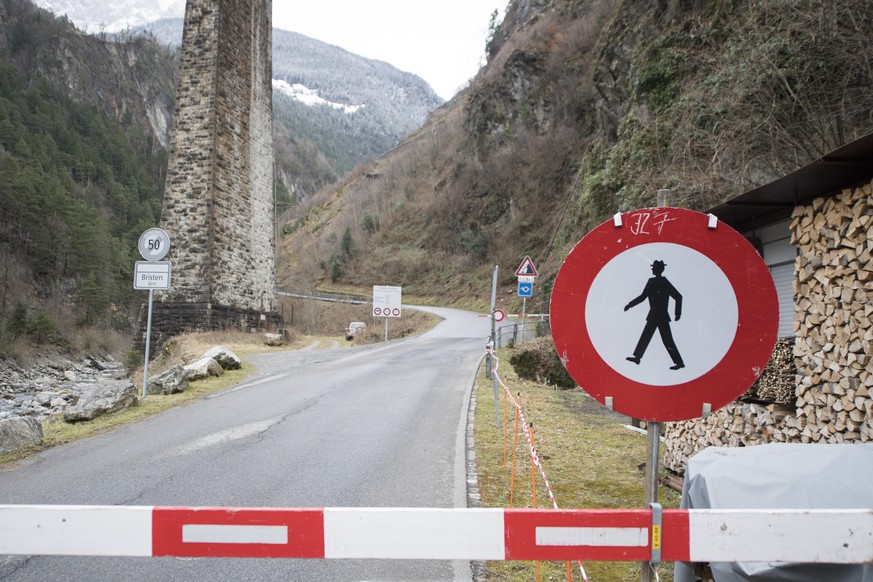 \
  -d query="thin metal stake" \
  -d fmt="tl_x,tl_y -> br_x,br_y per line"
643,187 -> 671,582
521,297 -> 527,344
141,289 -> 154,400
490,265 -> 500,428
640,421 -> 662,582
